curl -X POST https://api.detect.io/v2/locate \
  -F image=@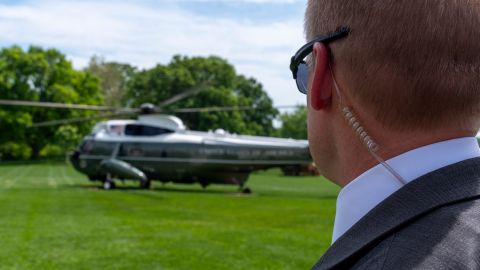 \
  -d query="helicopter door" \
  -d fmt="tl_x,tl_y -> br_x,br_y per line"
119,143 -> 144,157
